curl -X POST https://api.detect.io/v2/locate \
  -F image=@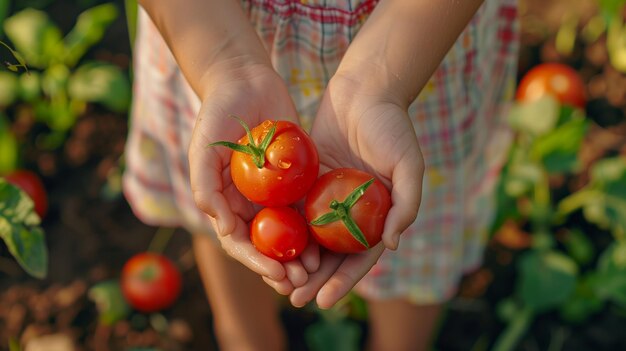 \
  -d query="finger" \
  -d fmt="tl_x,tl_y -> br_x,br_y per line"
219,217 -> 286,281
316,243 -> 385,309
289,252 -> 344,308
382,146 -> 425,250
284,260 -> 308,288
300,238 -> 320,274
262,276 -> 295,295
189,127 -> 237,236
